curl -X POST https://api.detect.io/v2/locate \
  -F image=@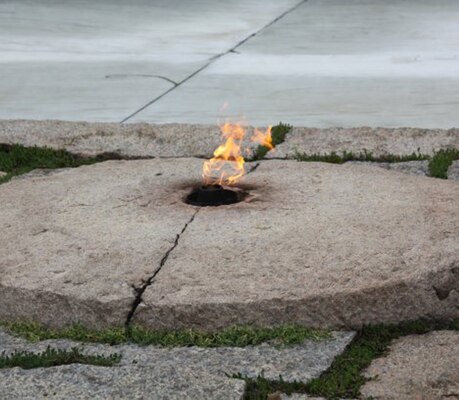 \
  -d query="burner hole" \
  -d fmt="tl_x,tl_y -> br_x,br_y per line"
185,185 -> 244,207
